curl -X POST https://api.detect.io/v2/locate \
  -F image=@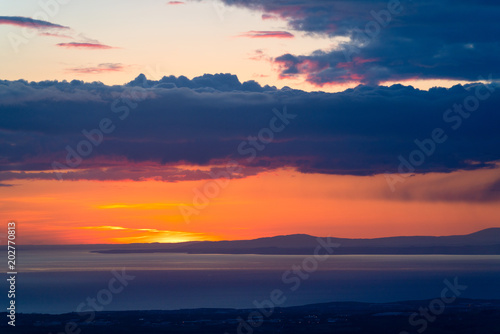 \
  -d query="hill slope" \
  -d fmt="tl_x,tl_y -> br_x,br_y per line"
92,228 -> 500,255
